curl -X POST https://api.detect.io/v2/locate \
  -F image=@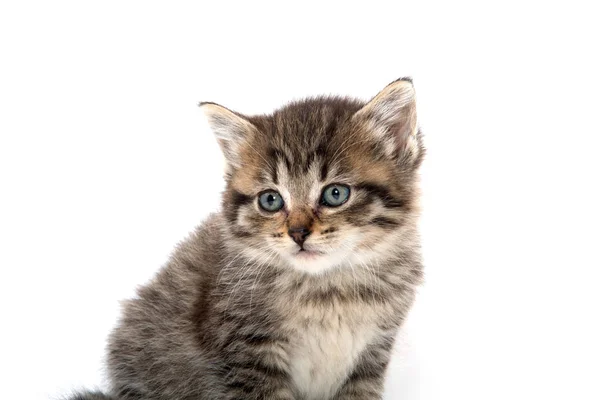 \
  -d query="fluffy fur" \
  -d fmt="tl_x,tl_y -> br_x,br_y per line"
68,78 -> 425,400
